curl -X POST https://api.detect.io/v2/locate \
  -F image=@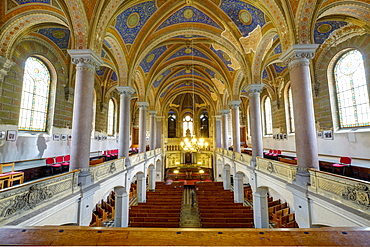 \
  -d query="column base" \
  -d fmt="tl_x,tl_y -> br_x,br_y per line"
78,170 -> 93,187
293,169 -> 311,187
